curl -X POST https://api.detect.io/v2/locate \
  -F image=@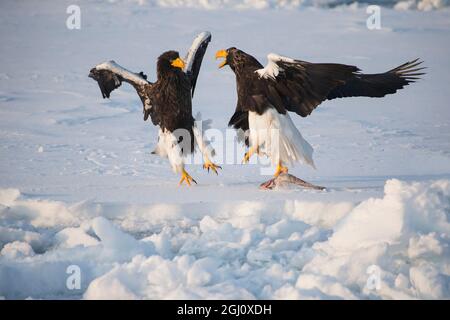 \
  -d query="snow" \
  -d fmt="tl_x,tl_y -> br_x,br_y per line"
55,227 -> 99,249
112,0 -> 450,11
1,0 -> 450,299
1,242 -> 35,260
1,179 -> 449,299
